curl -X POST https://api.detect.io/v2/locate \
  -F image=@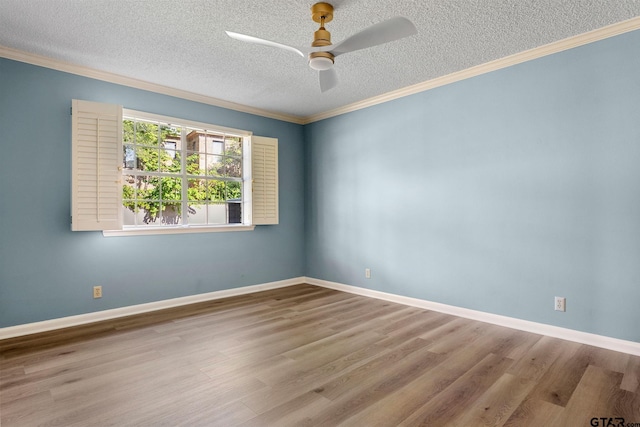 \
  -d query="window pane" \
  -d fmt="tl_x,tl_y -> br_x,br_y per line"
187,178 -> 206,202
207,180 -> 226,202
207,203 -> 227,224
122,204 -> 146,226
135,121 -> 160,147
225,157 -> 242,178
135,175 -> 159,199
123,145 -> 136,169
187,177 -> 206,225
207,134 -> 224,155
227,181 -> 242,201
206,155 -> 224,176
160,125 -> 181,149
228,201 -> 242,224
140,175 -> 159,194
188,204 -> 207,225
122,175 -> 138,226
135,147 -> 159,171
185,130 -> 196,151
123,120 -> 135,144
185,151 -> 201,176
122,174 -> 135,200
225,136 -> 242,156
137,199 -> 161,225
161,202 -> 182,225
161,177 -> 182,202
160,149 -> 181,173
